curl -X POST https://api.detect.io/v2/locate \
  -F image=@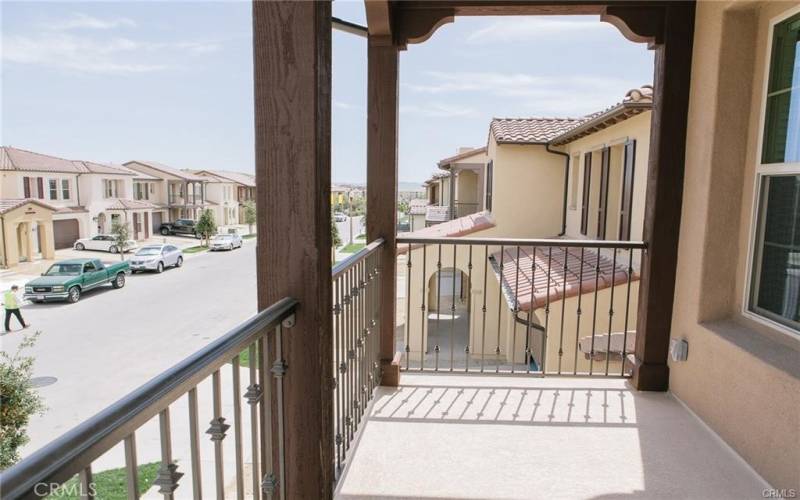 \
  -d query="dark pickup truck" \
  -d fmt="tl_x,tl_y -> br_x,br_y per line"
159,219 -> 200,238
